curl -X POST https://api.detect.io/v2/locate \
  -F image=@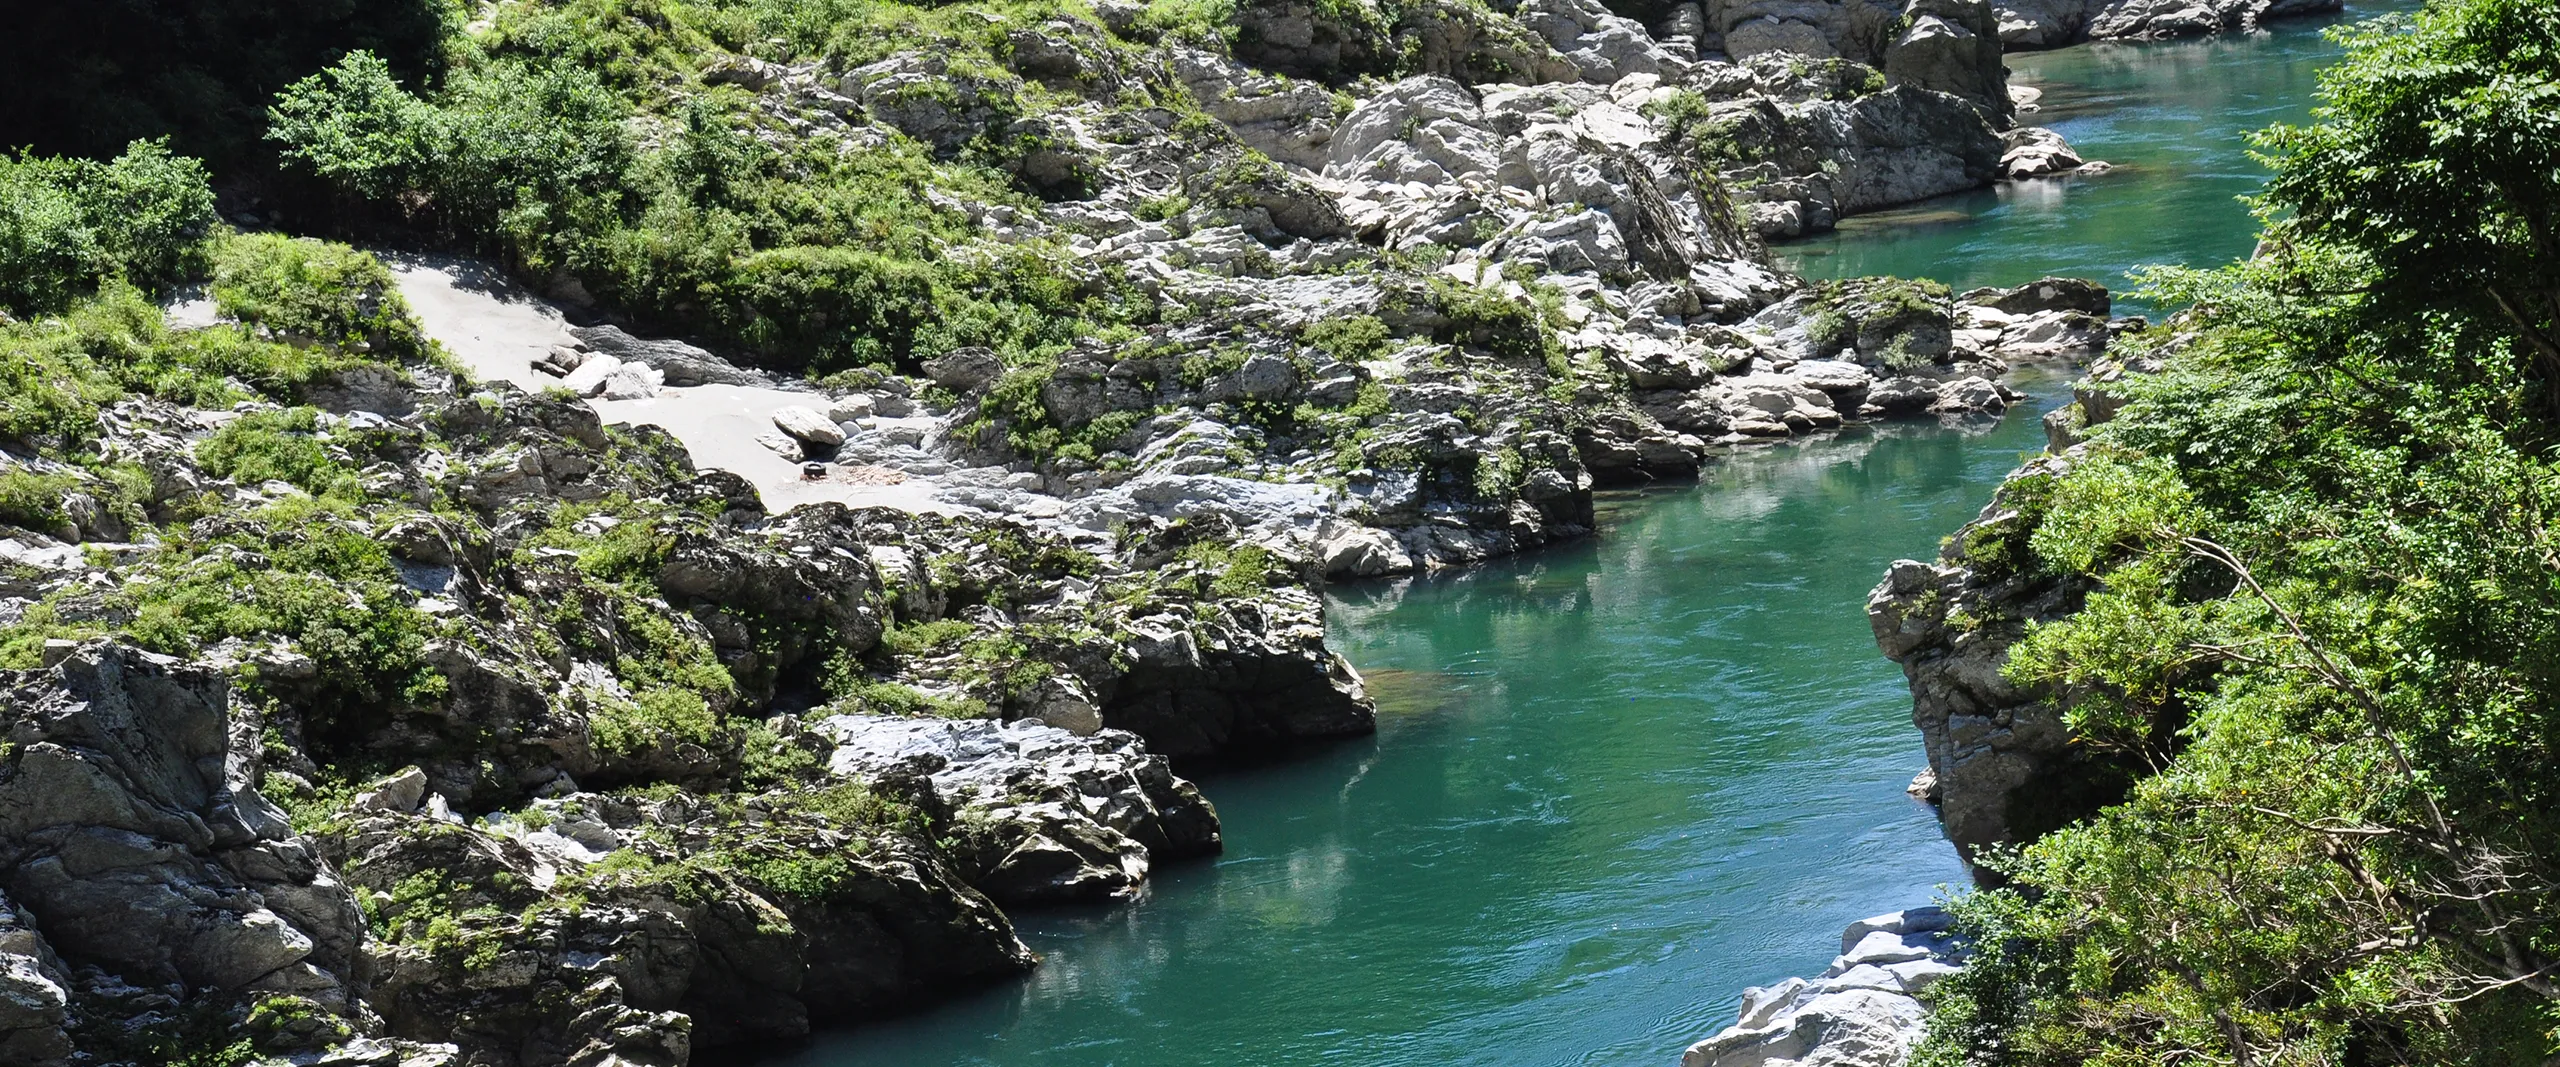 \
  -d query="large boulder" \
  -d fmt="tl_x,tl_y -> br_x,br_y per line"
1682,908 -> 1967,1067
569,325 -> 768,387
1097,587 -> 1376,761
1882,0 -> 2012,125
820,716 -> 1222,905
1998,125 -> 2086,178
0,643 -> 369,1033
